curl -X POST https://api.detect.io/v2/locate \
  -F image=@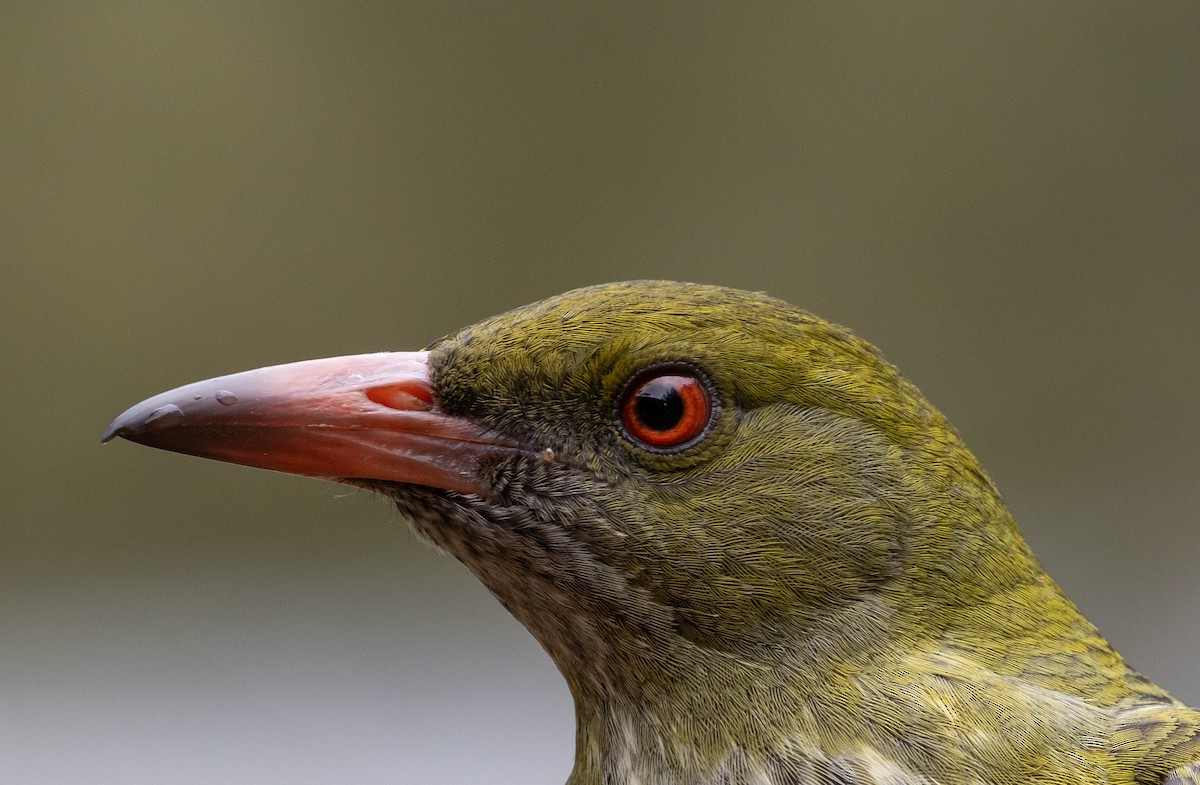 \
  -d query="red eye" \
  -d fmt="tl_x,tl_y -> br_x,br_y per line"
618,368 -> 714,450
